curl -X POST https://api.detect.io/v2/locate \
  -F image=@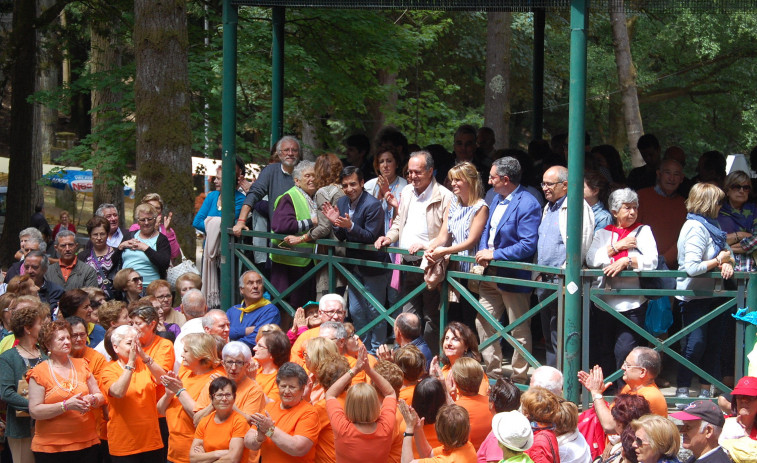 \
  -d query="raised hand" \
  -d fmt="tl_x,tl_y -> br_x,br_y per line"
322,202 -> 340,225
